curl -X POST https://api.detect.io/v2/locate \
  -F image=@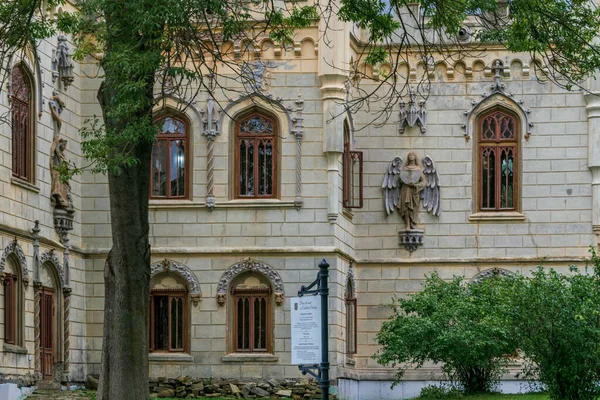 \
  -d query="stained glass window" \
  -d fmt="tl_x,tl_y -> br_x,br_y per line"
150,116 -> 187,199
236,113 -> 276,198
